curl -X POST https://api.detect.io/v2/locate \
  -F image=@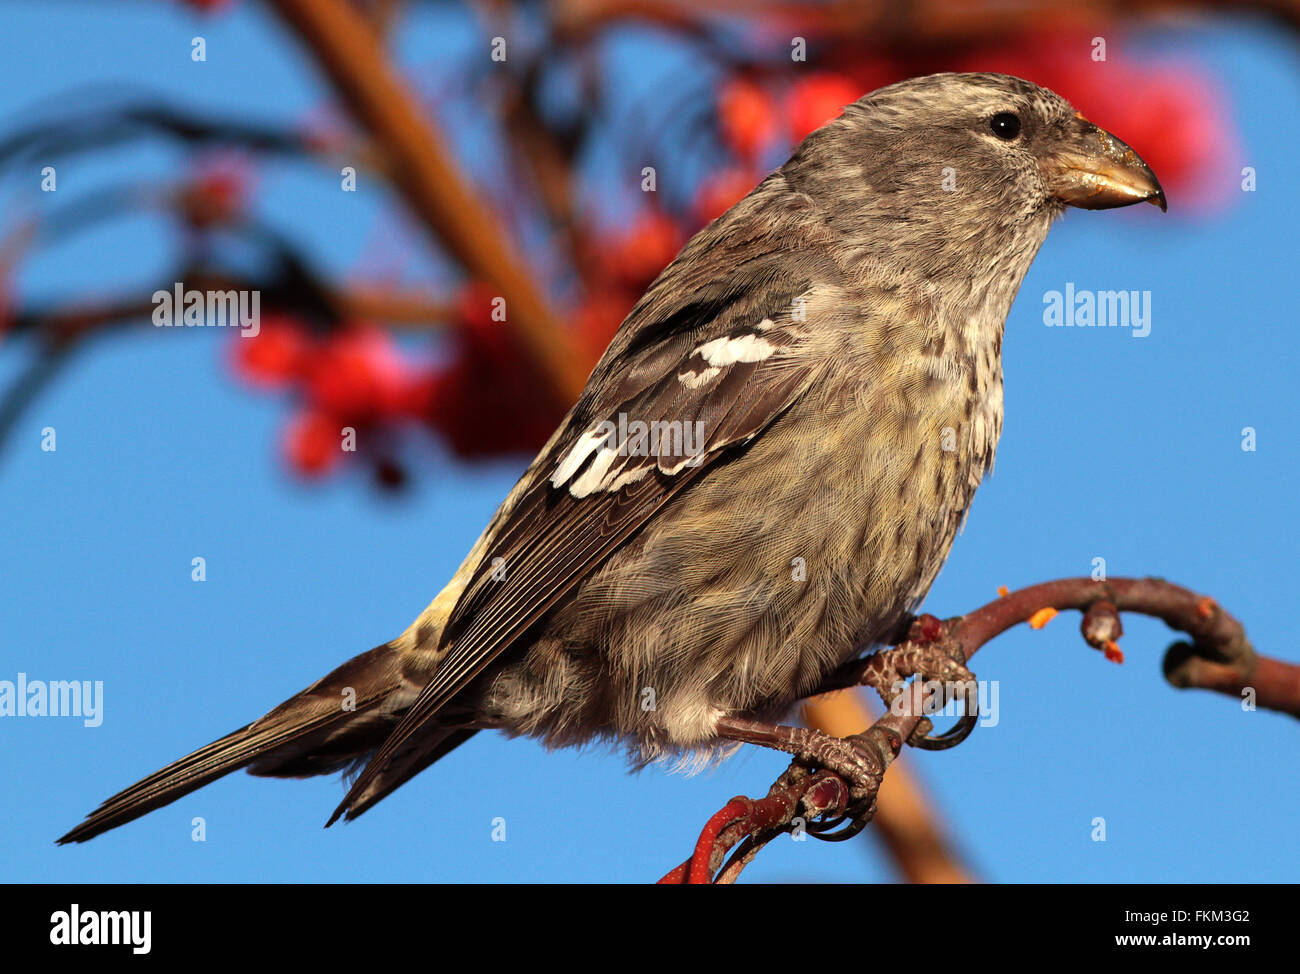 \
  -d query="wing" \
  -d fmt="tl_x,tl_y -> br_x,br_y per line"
331,190 -> 831,823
